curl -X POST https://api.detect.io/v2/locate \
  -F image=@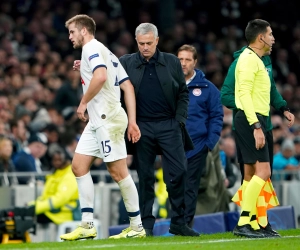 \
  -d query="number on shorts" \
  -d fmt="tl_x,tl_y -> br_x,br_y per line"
101,140 -> 111,153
